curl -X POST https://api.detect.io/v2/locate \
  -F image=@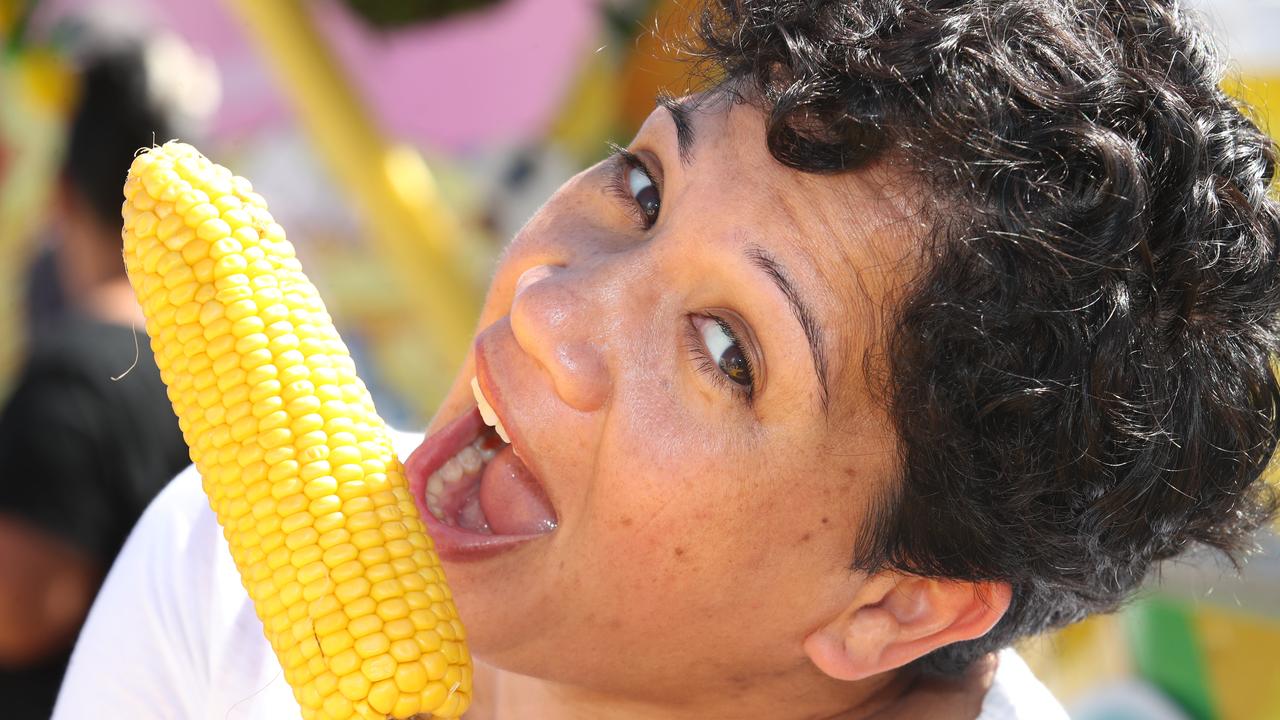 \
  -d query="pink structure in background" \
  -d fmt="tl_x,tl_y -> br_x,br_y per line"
34,0 -> 602,153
